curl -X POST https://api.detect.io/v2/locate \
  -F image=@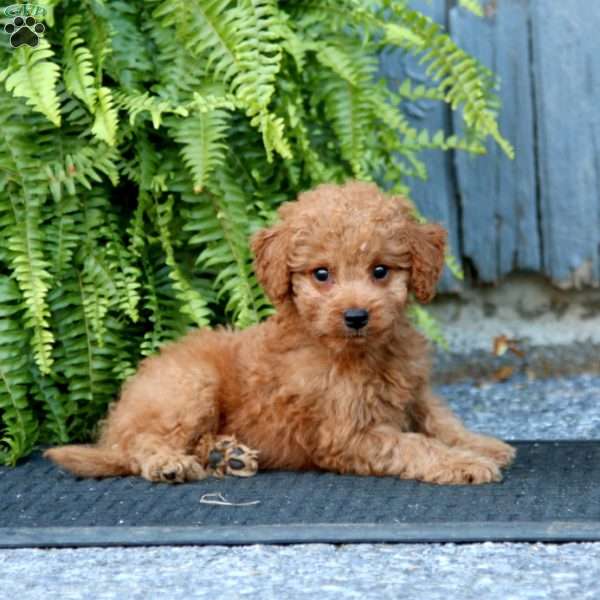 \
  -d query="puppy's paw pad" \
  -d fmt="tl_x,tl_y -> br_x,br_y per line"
207,438 -> 259,478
